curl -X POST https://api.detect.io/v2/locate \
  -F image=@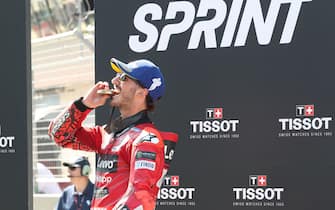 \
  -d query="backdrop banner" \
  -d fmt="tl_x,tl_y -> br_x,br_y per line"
96,0 -> 335,209
0,0 -> 32,209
